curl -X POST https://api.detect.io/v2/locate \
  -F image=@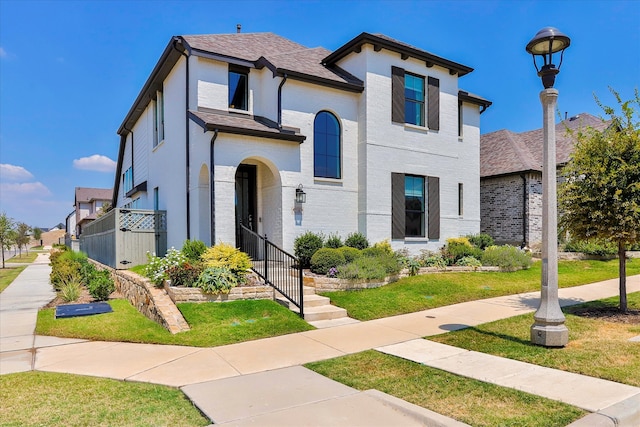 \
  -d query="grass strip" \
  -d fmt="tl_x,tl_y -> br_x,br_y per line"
0,266 -> 27,293
0,371 -> 209,426
5,252 -> 38,263
321,259 -> 640,320
306,350 -> 586,427
430,292 -> 640,386
36,299 -> 313,347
